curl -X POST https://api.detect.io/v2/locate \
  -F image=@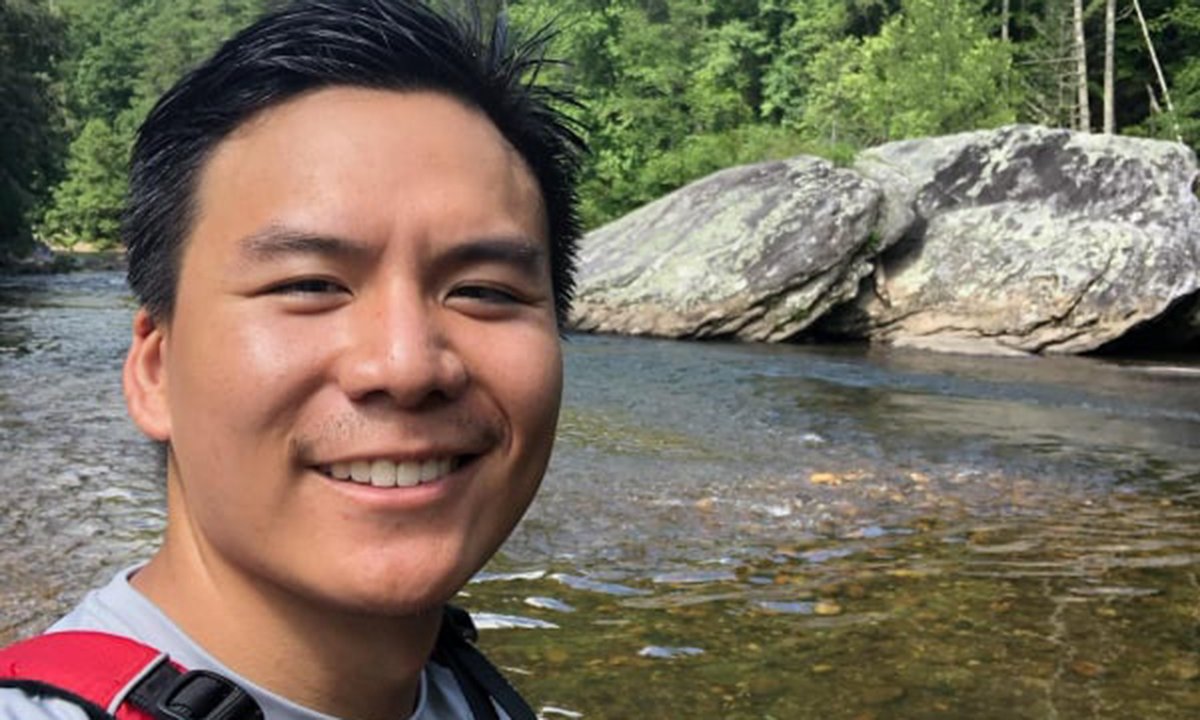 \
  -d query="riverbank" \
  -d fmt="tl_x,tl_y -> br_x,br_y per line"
0,245 -> 124,275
